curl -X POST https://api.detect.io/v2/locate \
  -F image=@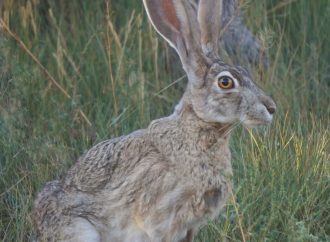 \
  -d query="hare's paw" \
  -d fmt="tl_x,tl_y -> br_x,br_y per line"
61,218 -> 100,242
